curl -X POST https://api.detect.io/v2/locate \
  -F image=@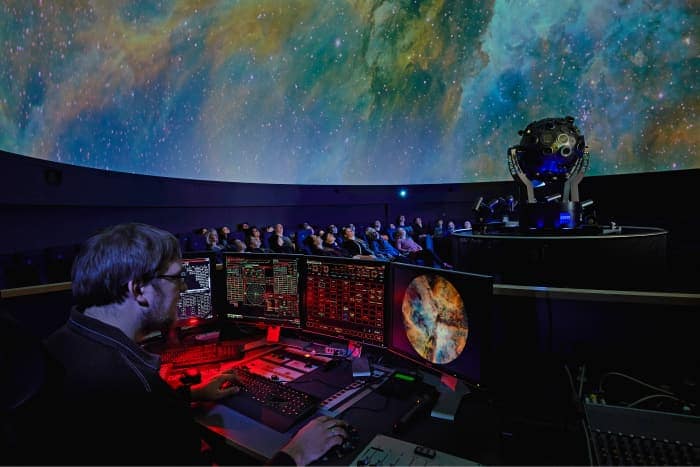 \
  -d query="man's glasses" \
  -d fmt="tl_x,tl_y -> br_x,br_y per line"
155,270 -> 188,283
